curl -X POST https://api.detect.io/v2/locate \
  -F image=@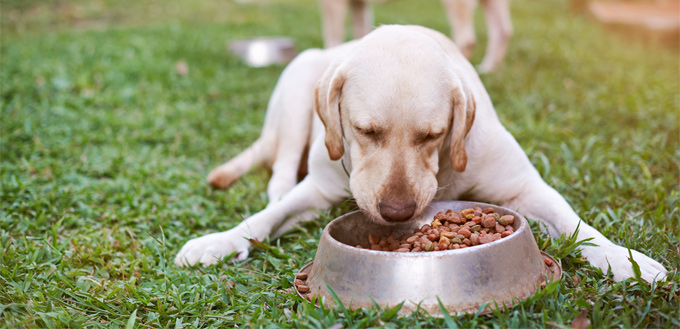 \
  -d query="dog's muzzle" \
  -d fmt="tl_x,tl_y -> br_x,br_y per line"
378,200 -> 416,222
